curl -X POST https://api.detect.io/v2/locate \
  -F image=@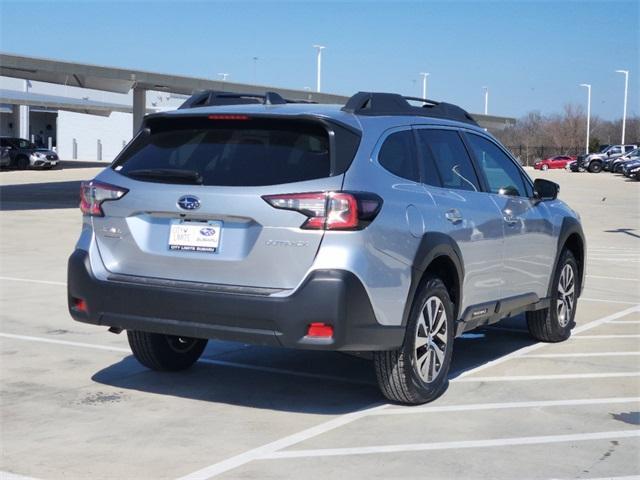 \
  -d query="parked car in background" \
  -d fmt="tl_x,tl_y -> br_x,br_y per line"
610,148 -> 640,173
580,144 -> 638,173
622,158 -> 640,178
0,137 -> 59,169
534,155 -> 576,170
